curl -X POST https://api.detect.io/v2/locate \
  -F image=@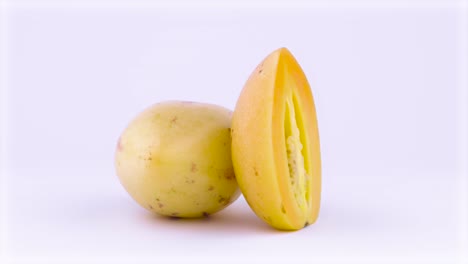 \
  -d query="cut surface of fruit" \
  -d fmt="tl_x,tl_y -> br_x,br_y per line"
232,47 -> 321,230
